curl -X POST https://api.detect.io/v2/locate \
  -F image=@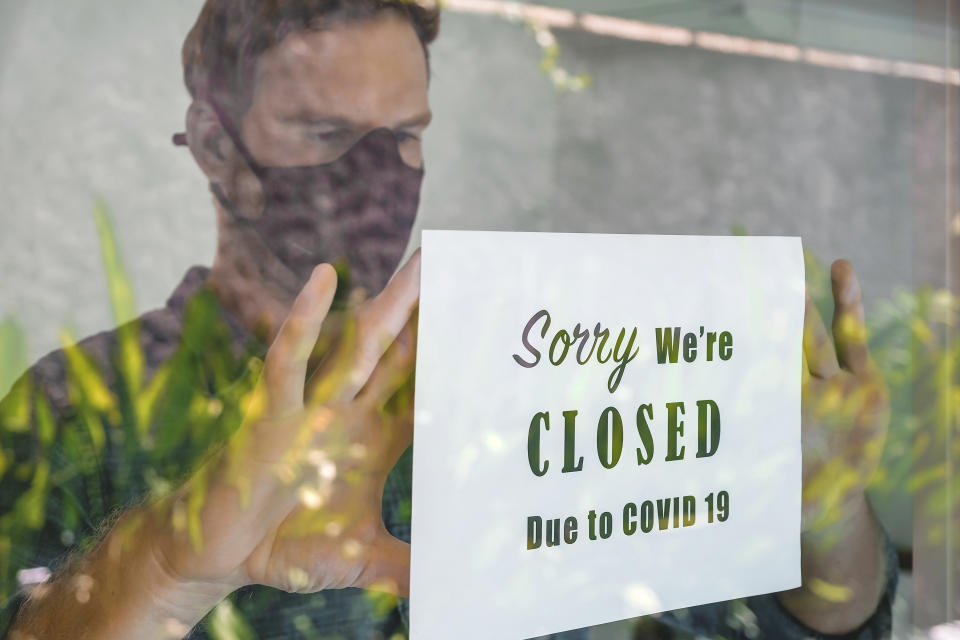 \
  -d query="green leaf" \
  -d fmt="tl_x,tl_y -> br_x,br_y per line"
93,199 -> 137,326
93,200 -> 145,431
208,598 -> 258,640
0,316 -> 27,400
17,459 -> 50,530
59,328 -> 117,421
